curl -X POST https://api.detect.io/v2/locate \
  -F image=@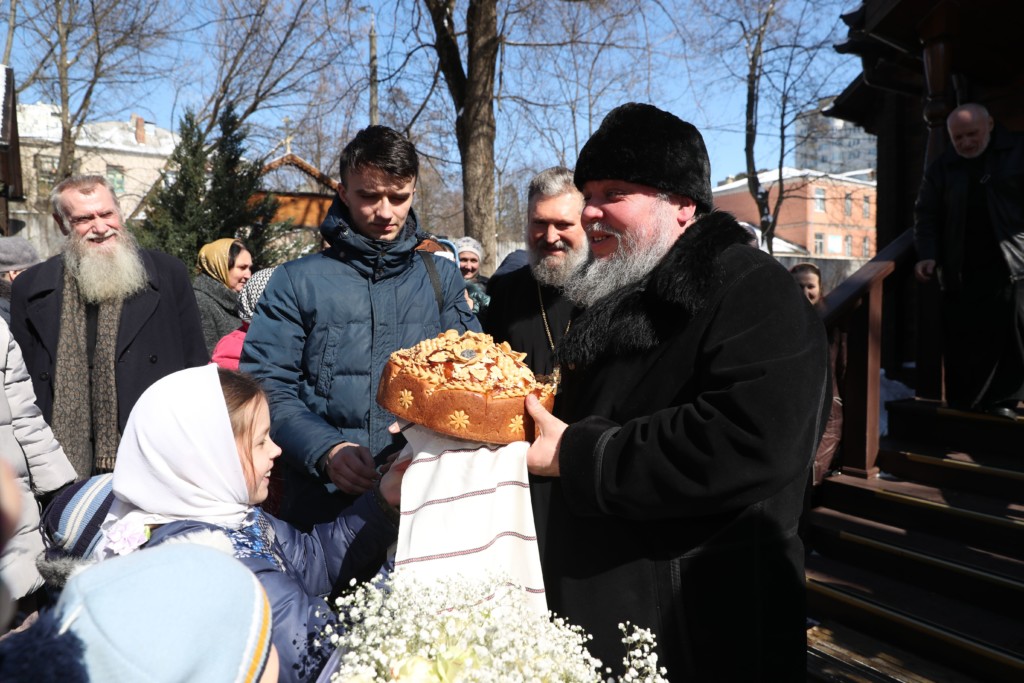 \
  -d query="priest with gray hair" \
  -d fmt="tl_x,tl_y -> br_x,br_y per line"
484,166 -> 588,377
